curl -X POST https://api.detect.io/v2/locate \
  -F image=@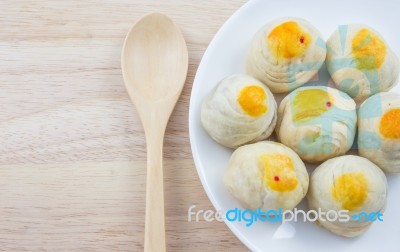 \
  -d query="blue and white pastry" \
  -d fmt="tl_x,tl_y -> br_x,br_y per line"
326,24 -> 399,103
276,86 -> 357,163
358,92 -> 400,172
